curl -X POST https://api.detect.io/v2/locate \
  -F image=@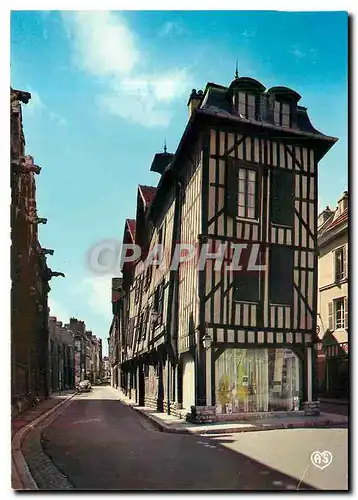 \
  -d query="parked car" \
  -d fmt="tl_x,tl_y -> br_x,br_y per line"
76,380 -> 92,392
